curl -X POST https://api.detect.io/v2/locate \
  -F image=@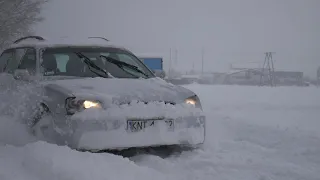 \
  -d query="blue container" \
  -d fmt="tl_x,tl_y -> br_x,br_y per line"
140,57 -> 163,71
